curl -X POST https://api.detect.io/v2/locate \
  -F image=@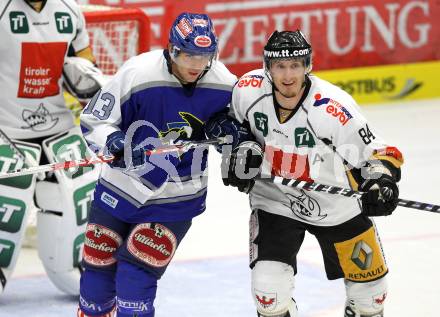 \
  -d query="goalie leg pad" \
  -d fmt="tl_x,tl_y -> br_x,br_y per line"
252,260 -> 297,317
115,259 -> 157,317
344,277 -> 387,317
0,139 -> 41,293
36,127 -> 99,295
